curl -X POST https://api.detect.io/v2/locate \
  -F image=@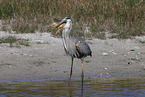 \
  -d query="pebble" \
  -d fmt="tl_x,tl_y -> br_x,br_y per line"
112,52 -> 117,55
102,52 -> 108,56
